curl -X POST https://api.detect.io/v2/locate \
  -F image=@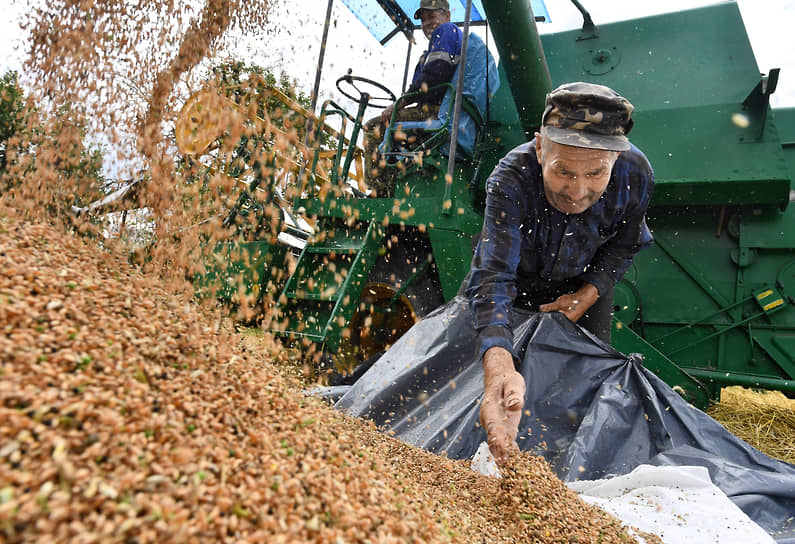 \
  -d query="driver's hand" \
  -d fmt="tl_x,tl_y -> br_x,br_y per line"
380,103 -> 395,123
480,346 -> 525,465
